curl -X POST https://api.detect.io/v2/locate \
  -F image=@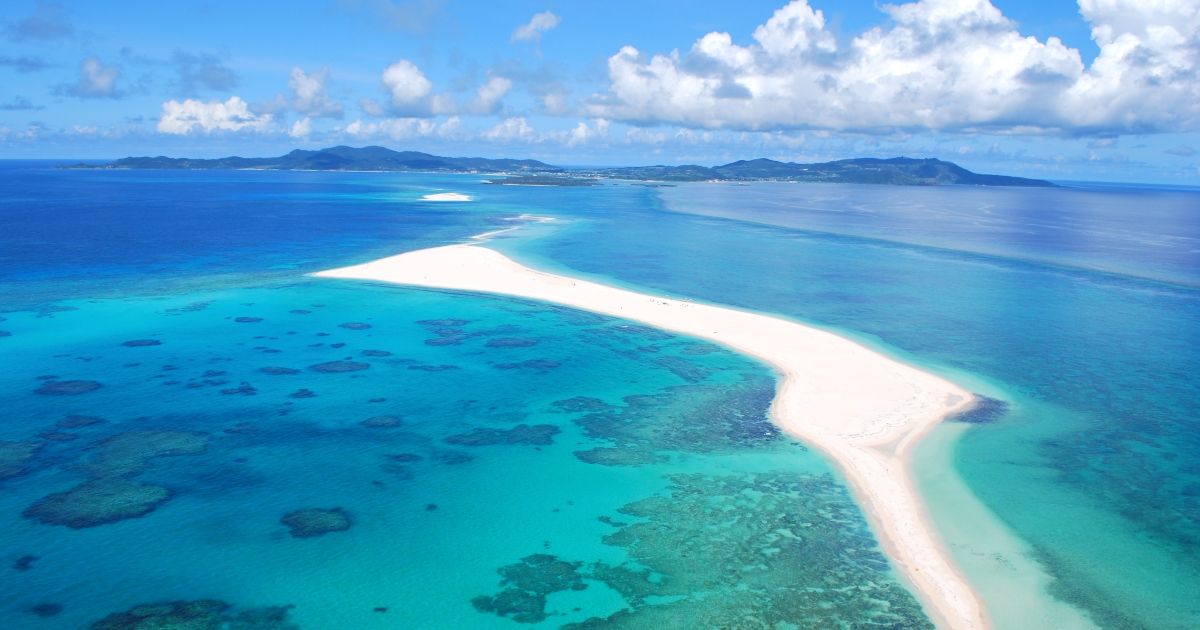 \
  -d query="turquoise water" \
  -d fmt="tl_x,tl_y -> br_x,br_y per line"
1,166 -> 934,628
3,165 -> 1197,628
503,181 -> 1200,628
